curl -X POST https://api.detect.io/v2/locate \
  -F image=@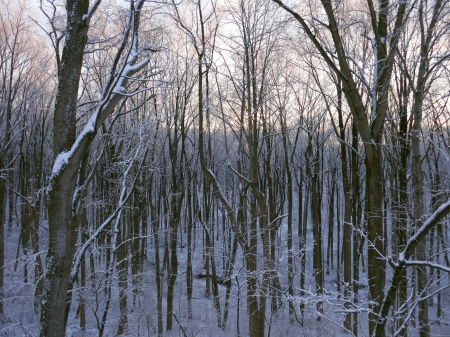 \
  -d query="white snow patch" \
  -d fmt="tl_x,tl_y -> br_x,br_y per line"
113,86 -> 126,94
52,151 -> 71,176
51,120 -> 96,177
124,58 -> 149,73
